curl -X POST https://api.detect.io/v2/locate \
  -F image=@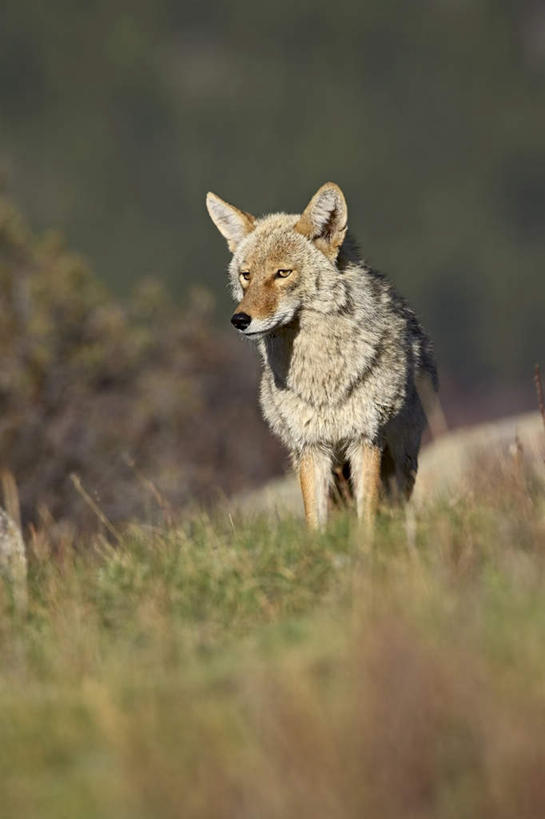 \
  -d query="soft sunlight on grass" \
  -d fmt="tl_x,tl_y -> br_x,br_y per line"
2,453 -> 545,818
